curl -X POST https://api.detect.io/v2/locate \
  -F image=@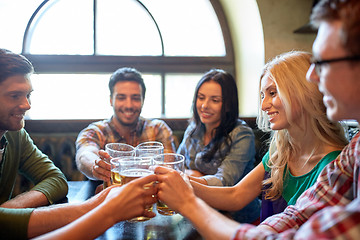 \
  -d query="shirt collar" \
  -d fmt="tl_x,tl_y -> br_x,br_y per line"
192,122 -> 205,139
0,134 -> 7,149
108,116 -> 145,137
